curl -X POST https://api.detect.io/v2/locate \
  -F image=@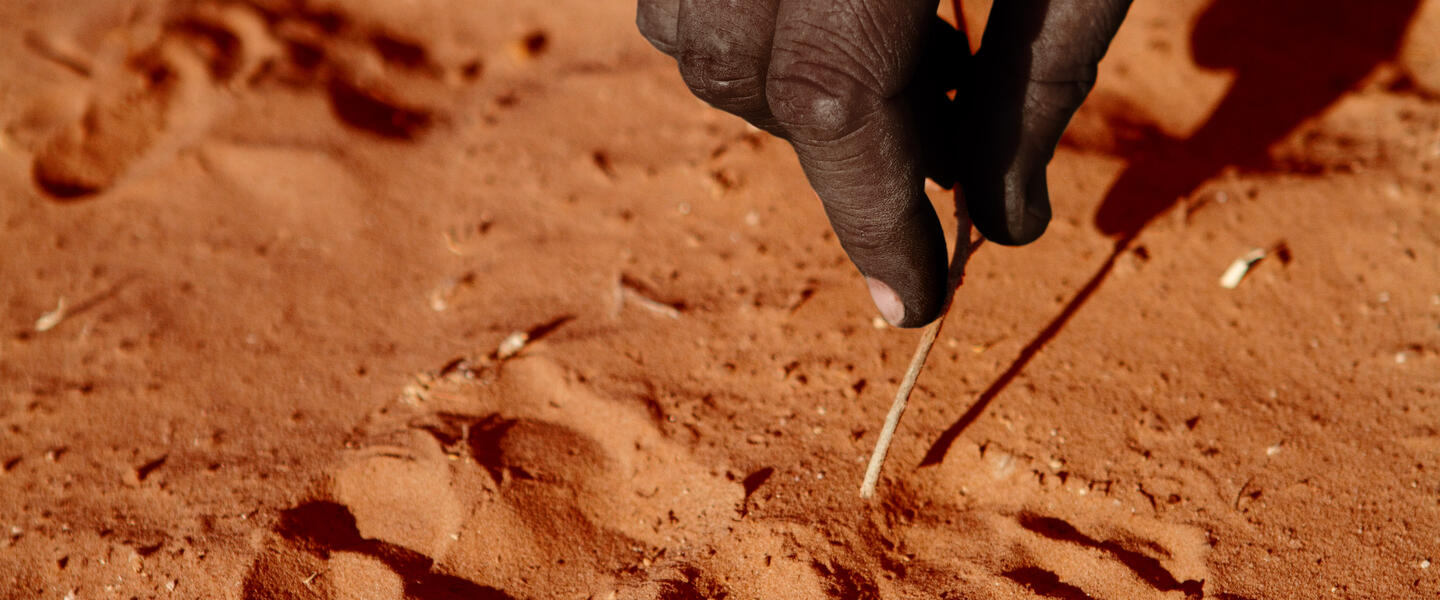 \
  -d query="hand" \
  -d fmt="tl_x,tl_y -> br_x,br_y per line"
637,0 -> 1132,327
